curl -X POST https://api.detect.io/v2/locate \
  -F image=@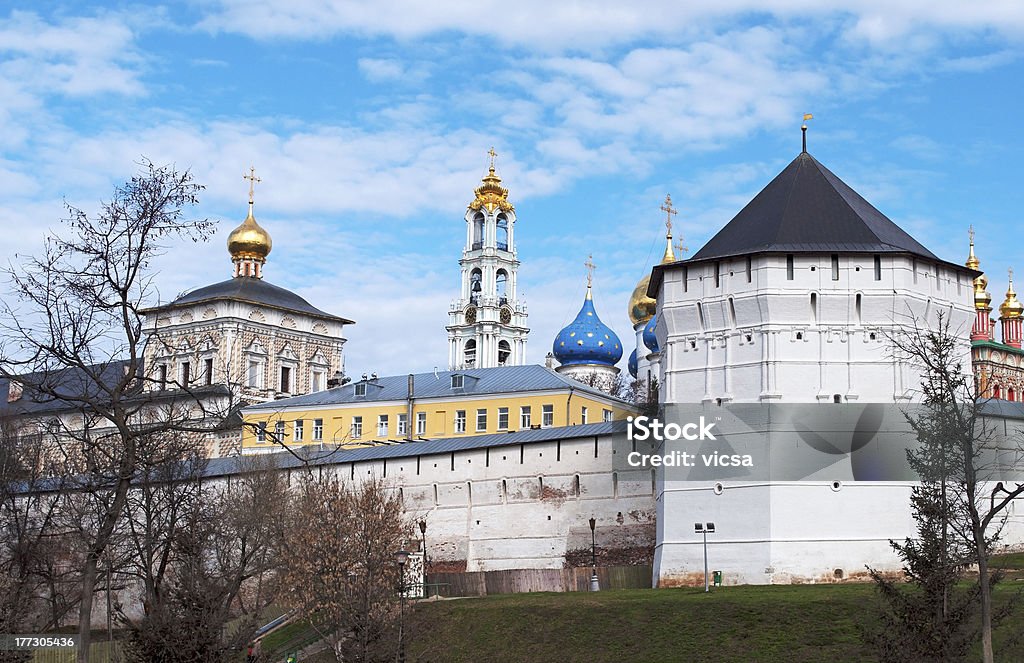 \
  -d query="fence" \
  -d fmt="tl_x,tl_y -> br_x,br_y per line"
425,565 -> 652,597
